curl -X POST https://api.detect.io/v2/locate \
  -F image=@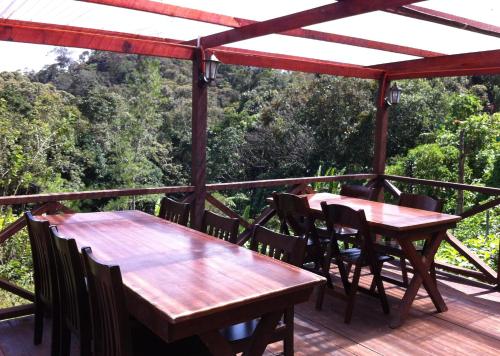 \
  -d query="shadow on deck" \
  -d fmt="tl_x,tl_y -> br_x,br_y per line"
1,264 -> 499,355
